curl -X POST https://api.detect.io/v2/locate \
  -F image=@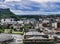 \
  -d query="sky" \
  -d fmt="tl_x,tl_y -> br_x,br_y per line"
0,0 -> 60,15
